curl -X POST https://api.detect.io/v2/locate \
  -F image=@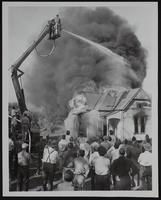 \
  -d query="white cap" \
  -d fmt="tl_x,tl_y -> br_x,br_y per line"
22,143 -> 29,149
